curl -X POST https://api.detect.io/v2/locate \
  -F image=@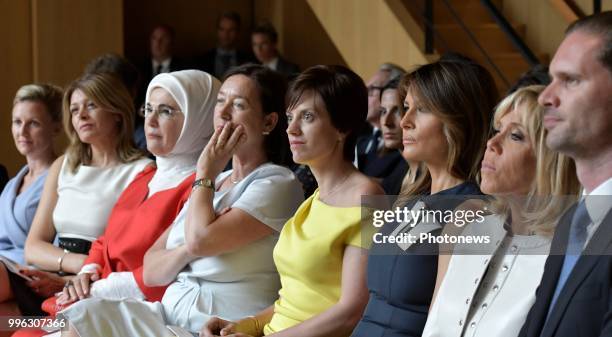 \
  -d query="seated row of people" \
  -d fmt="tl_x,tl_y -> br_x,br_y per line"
1,11 -> 610,337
